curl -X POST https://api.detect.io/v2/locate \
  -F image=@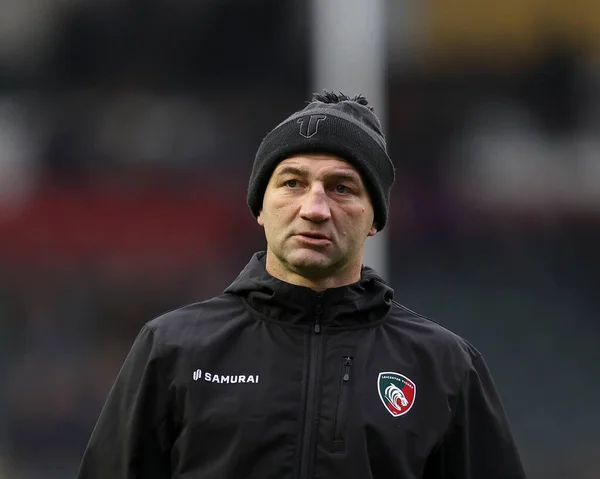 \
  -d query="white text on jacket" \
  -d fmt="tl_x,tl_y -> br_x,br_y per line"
193,369 -> 259,384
